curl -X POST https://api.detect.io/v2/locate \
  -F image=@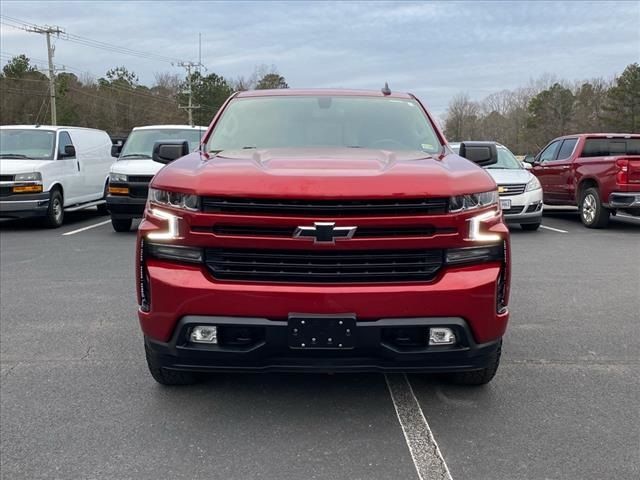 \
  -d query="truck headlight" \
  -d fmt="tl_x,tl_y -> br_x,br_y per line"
468,209 -> 501,242
450,190 -> 498,212
148,187 -> 199,211
110,172 -> 128,183
15,172 -> 42,182
525,176 -> 541,191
